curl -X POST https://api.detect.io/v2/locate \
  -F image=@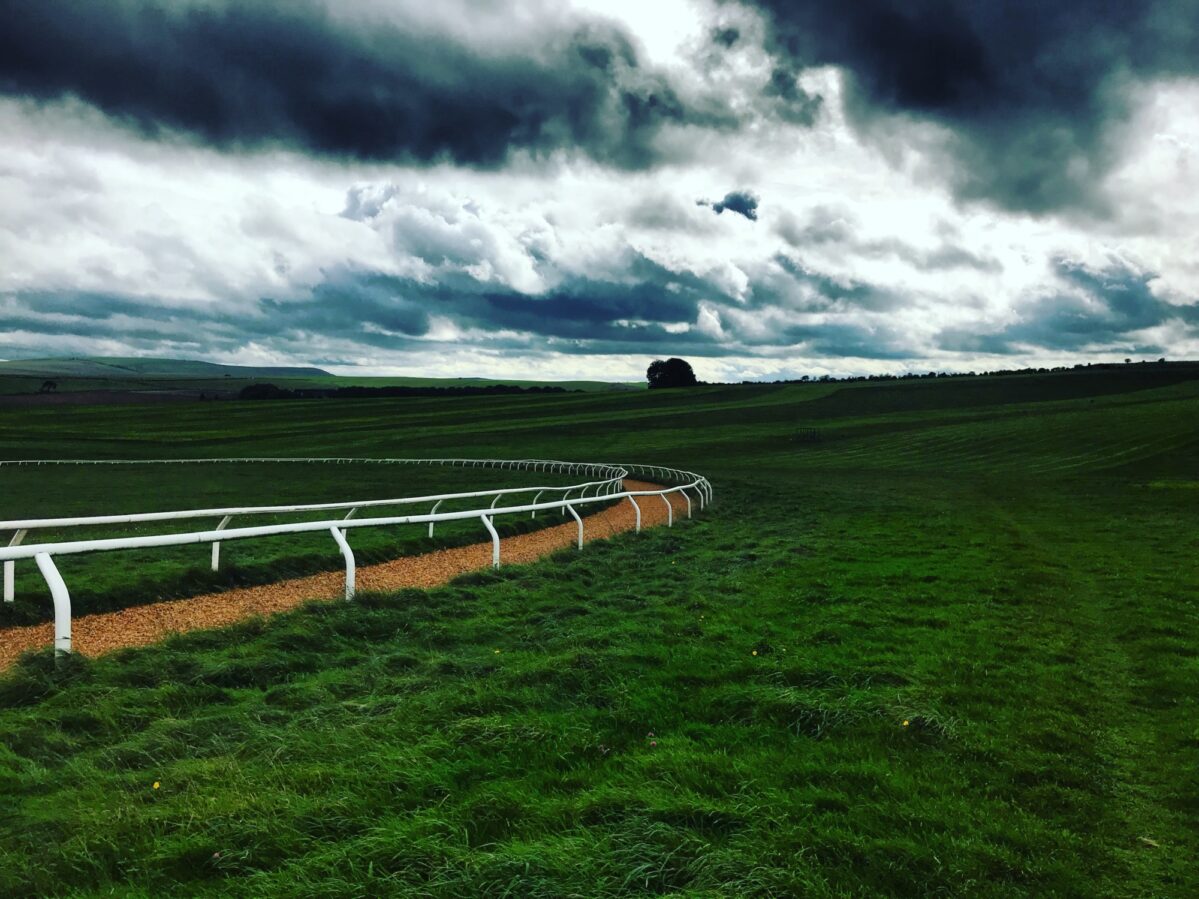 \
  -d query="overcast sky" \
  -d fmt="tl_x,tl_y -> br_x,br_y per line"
2,0 -> 1197,381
